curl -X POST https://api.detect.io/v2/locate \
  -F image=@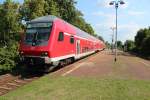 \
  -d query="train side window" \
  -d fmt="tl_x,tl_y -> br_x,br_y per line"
70,36 -> 74,44
58,32 -> 64,41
